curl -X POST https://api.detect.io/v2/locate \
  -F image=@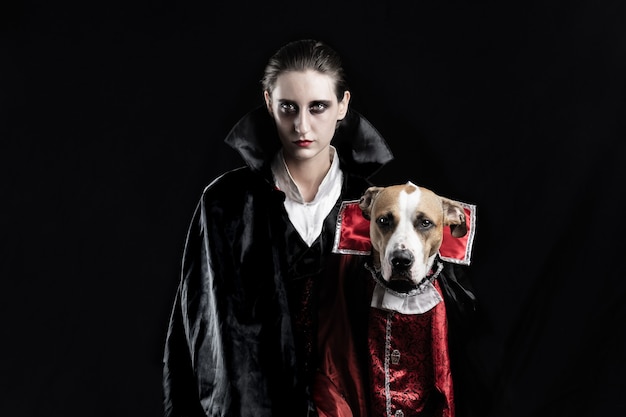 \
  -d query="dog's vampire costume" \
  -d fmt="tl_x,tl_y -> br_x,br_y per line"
163,106 -> 477,417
